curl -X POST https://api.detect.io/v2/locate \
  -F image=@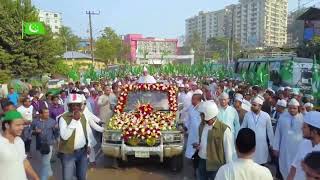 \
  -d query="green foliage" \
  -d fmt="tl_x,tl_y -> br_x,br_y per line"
0,70 -> 12,83
51,60 -> 71,76
0,0 -> 60,78
57,26 -> 81,52
95,27 -> 129,65
83,64 -> 98,81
